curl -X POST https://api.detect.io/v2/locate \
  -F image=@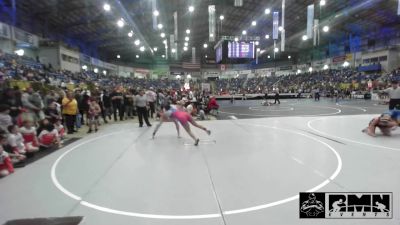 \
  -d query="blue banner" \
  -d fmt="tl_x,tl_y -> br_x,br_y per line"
273,12 -> 279,40
307,4 -> 314,39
